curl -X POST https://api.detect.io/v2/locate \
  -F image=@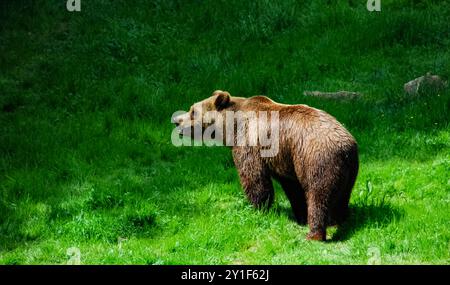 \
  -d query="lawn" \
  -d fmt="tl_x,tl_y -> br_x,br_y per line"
0,0 -> 449,264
